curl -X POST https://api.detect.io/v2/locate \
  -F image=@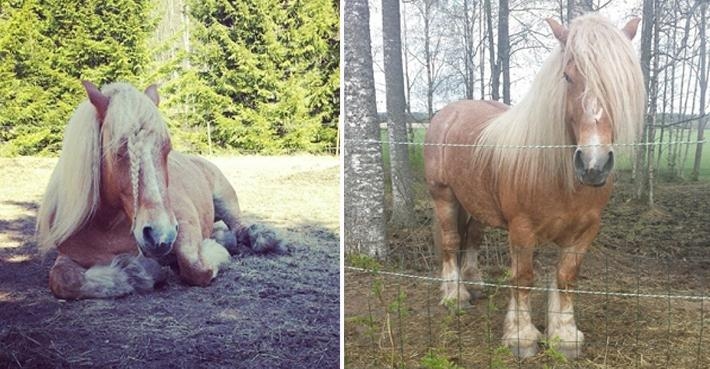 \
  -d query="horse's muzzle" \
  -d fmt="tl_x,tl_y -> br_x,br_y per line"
139,224 -> 178,257
574,149 -> 614,187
